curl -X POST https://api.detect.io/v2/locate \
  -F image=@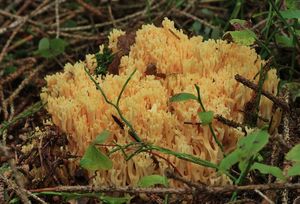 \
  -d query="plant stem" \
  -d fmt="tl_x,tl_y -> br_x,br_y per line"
268,0 -> 300,47
230,157 -> 255,201
194,84 -> 225,154
84,67 -> 142,142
